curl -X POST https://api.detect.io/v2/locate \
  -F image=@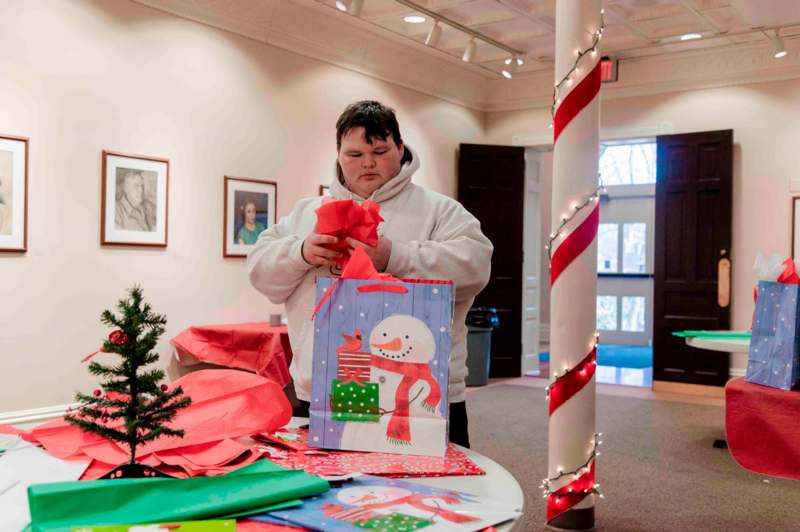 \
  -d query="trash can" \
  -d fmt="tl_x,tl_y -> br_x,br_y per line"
465,307 -> 500,387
